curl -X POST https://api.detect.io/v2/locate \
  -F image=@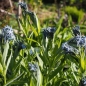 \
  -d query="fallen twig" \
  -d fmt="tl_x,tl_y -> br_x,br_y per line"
0,9 -> 16,18
8,0 -> 14,13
